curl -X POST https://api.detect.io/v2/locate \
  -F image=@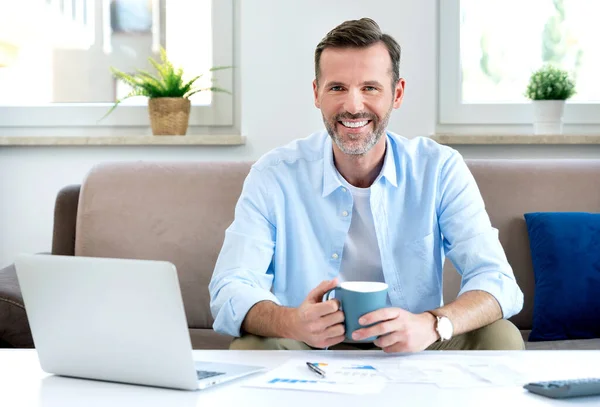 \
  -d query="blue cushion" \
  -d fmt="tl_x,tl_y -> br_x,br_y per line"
524,212 -> 600,341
